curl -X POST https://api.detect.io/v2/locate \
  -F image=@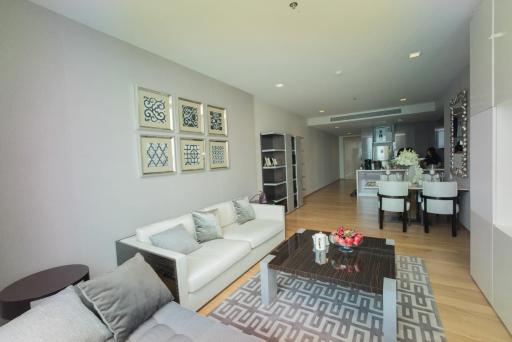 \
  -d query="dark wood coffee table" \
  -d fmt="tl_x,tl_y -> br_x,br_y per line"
260,229 -> 397,342
0,264 -> 89,320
